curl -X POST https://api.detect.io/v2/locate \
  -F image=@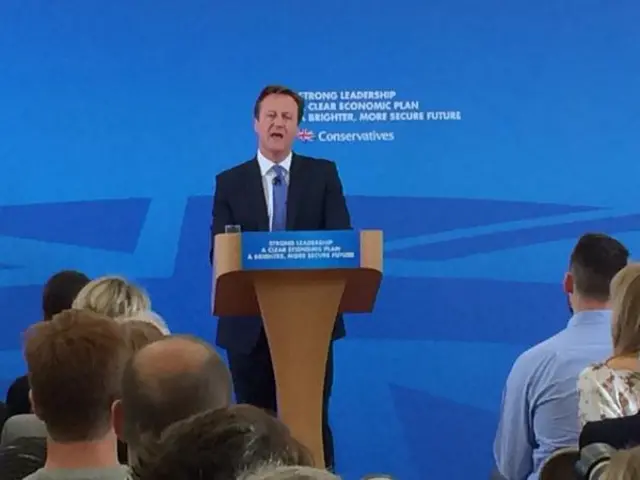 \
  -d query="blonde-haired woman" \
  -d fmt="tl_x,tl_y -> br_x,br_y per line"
72,275 -> 150,319
578,263 -> 640,426
604,445 -> 640,480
